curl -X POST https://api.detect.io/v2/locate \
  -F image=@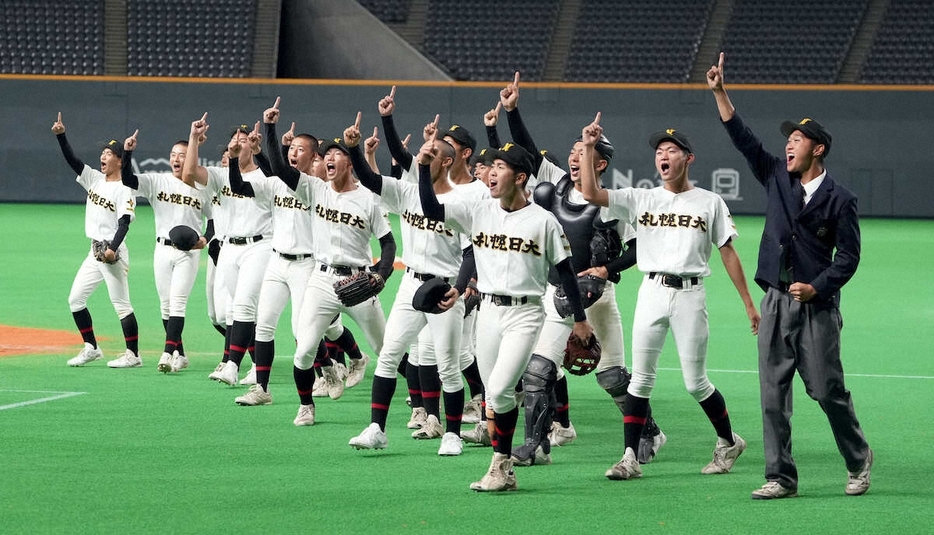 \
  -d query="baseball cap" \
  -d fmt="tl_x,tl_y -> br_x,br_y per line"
412,277 -> 452,314
575,134 -> 615,161
102,139 -> 124,159
168,225 -> 200,251
492,142 -> 535,177
540,149 -> 563,167
780,118 -> 832,157
474,147 -> 495,166
442,125 -> 477,152
649,128 -> 693,154
317,136 -> 350,157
